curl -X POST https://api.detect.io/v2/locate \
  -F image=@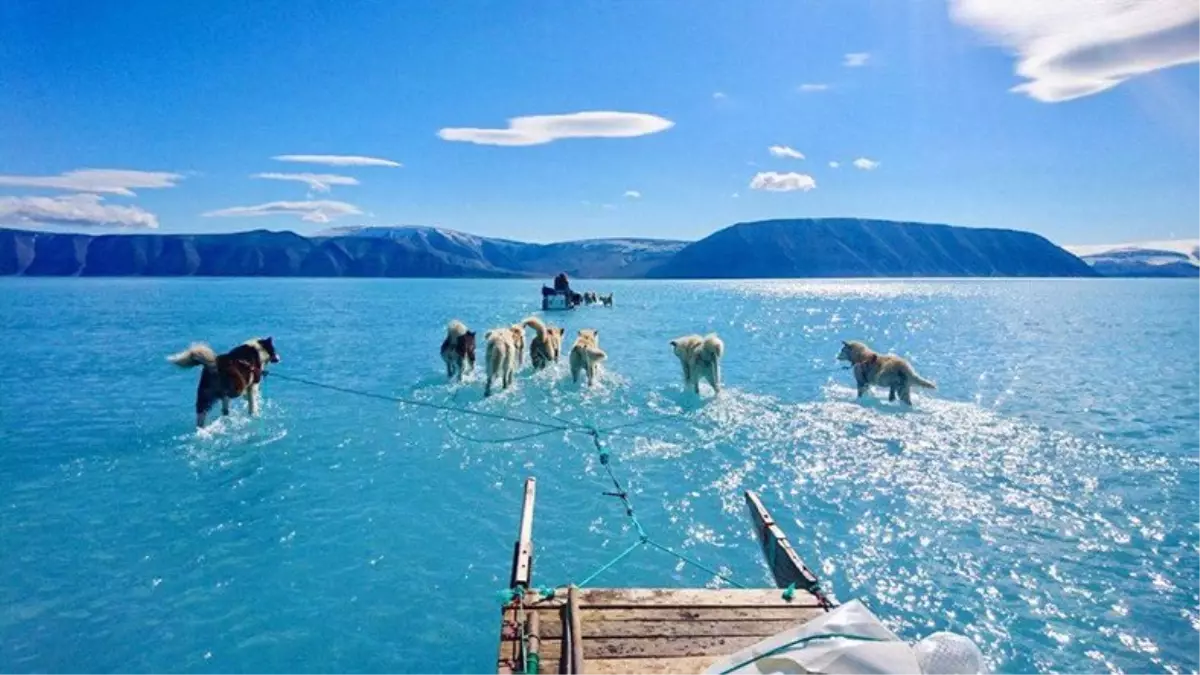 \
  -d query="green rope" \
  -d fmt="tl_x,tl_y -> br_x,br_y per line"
576,539 -> 645,588
717,632 -> 886,674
